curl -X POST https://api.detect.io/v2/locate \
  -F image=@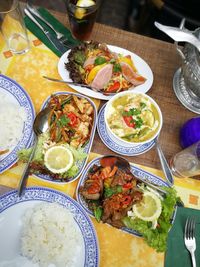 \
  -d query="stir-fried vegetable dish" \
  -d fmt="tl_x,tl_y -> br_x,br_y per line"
18,94 -> 94,181
79,156 -> 179,252
65,41 -> 146,93
48,94 -> 94,148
